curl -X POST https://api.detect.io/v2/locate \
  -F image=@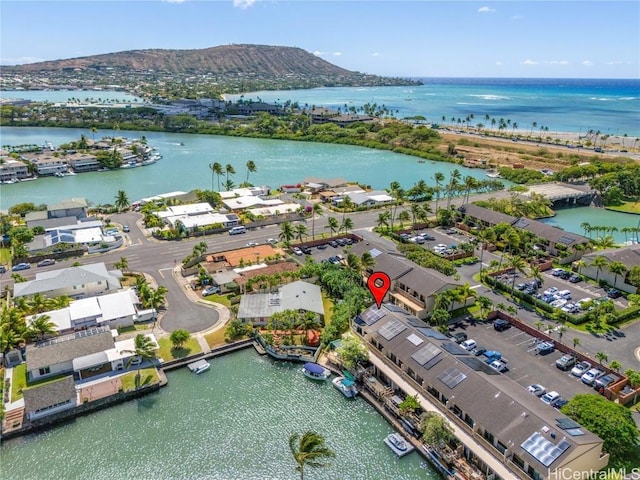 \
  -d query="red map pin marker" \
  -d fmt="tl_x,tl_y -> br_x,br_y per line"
367,271 -> 391,309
